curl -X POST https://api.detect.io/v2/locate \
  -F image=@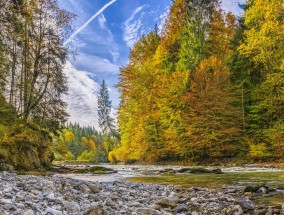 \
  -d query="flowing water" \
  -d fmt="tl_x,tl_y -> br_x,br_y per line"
56,164 -> 284,206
